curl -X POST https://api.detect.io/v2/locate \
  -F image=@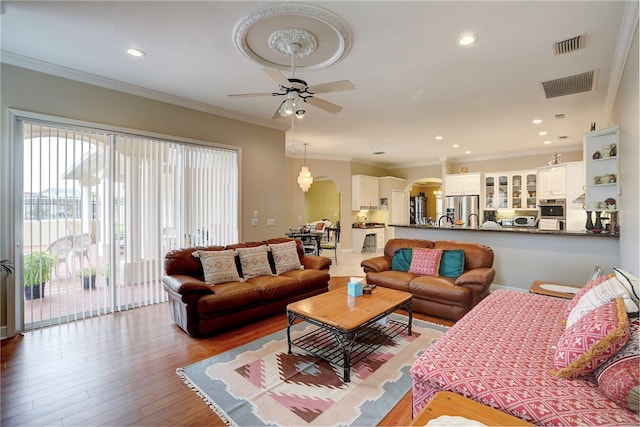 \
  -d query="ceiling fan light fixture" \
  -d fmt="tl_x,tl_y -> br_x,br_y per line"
283,98 -> 295,115
295,108 -> 306,119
